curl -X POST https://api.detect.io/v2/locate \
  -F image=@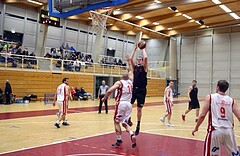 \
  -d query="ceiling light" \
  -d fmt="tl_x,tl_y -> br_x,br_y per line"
219,5 -> 231,13
27,0 -> 43,5
109,23 -> 113,26
153,22 -> 159,25
88,17 -> 92,20
168,6 -> 178,12
167,28 -> 173,30
212,0 -> 221,4
116,8 -> 121,11
11,30 -> 15,33
136,16 -> 144,19
182,14 -> 192,19
196,20 -> 204,25
154,0 -> 161,3
230,13 -> 240,19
